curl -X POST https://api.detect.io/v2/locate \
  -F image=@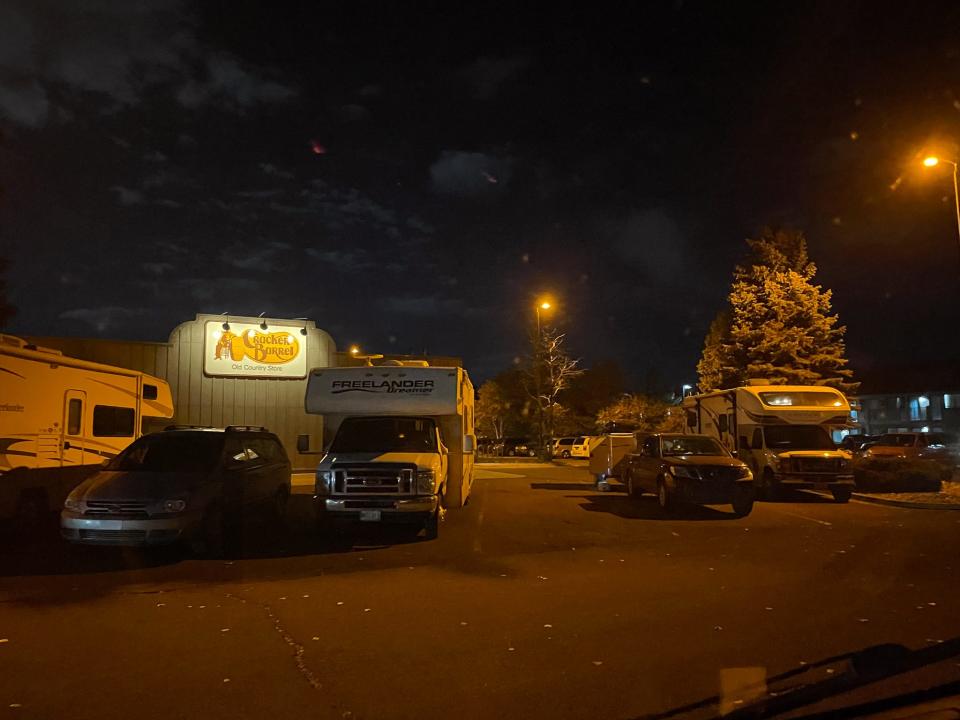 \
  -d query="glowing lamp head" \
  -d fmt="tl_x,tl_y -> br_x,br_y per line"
539,302 -> 551,310
923,156 -> 940,167
349,345 -> 360,355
